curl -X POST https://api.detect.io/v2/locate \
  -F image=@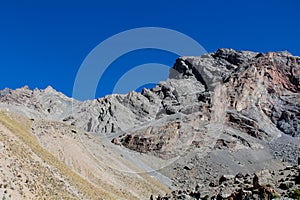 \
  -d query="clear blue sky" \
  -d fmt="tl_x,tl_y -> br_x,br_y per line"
1,0 -> 300,99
